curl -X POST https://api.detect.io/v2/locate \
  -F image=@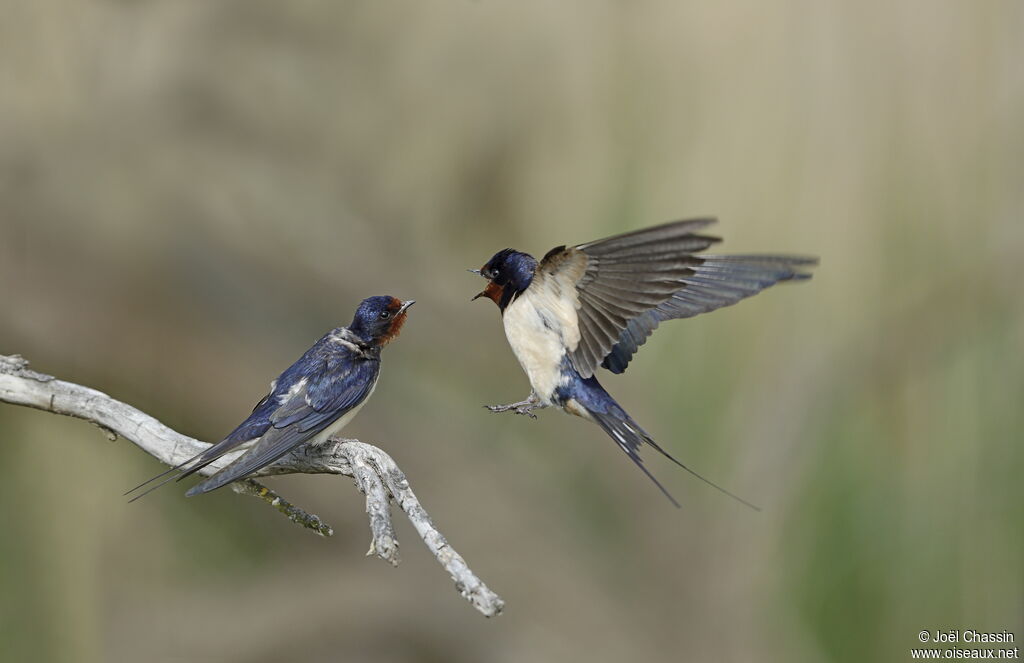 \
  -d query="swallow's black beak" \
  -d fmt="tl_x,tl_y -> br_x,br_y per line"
399,300 -> 415,314
468,269 -> 486,300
